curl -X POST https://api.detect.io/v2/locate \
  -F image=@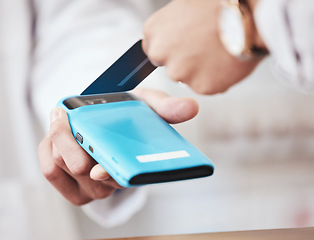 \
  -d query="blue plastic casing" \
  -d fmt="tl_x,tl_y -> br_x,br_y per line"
57,93 -> 214,187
